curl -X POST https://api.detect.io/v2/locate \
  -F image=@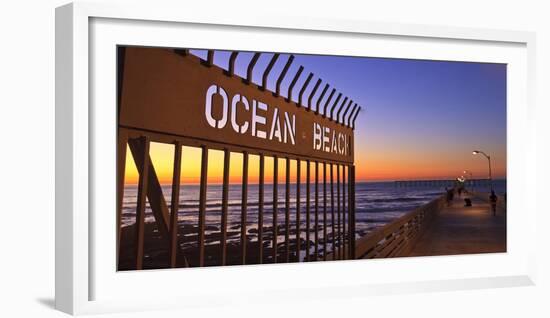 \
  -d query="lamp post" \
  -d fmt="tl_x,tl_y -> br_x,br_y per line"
463,170 -> 473,190
472,150 -> 493,192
